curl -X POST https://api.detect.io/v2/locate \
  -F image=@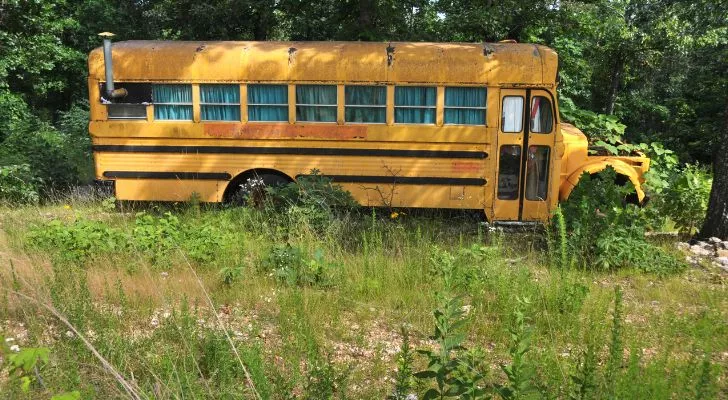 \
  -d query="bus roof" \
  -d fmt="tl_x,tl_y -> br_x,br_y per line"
88,40 -> 558,86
